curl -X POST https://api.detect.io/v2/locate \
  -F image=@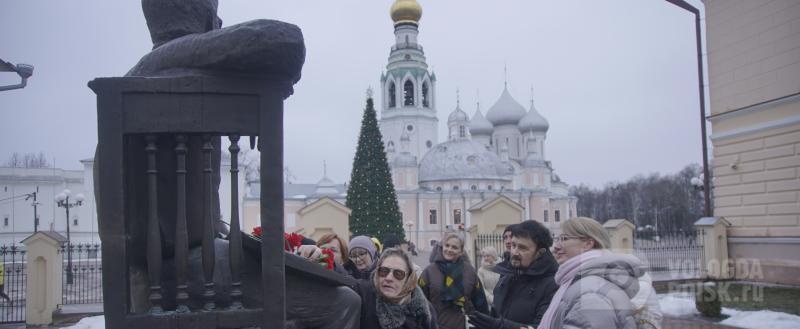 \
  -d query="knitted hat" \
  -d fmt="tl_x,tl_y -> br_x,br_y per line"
349,235 -> 378,258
